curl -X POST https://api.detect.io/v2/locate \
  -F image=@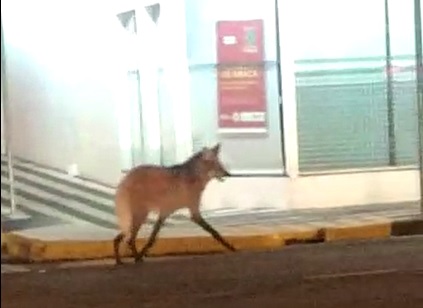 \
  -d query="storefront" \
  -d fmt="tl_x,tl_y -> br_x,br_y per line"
1,0 -> 421,210
114,0 -> 421,177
